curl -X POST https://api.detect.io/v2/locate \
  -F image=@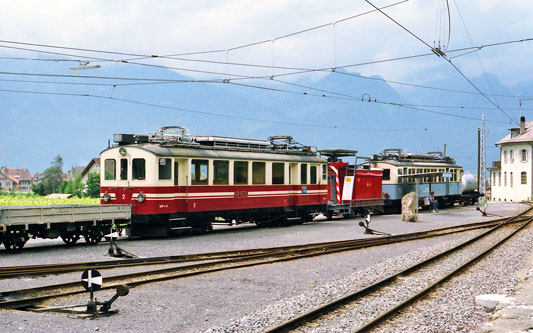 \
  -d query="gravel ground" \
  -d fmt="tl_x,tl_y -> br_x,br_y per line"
0,203 -> 528,332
